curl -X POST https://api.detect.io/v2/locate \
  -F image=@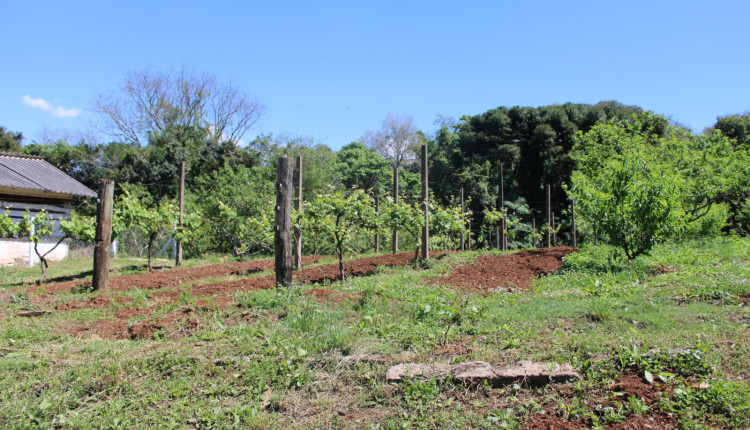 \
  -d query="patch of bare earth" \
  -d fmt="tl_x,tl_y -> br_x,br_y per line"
430,247 -> 577,293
